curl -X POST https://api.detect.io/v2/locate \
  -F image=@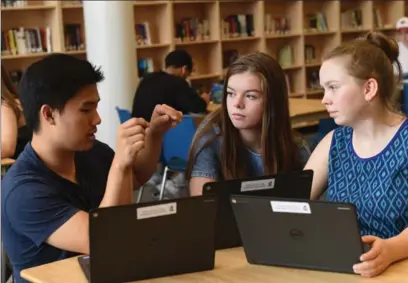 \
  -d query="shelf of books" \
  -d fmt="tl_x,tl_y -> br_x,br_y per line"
1,0 -> 84,84
1,0 -> 406,99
